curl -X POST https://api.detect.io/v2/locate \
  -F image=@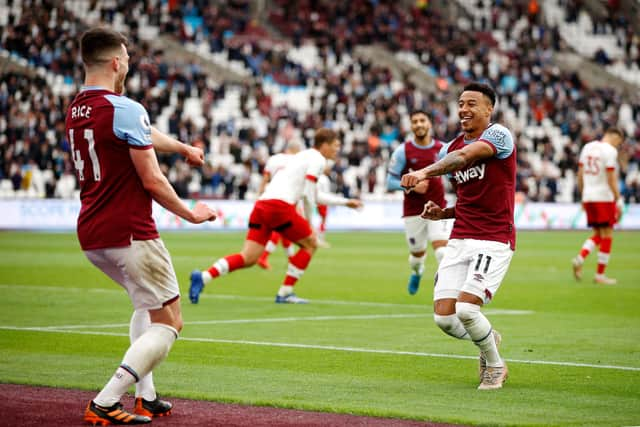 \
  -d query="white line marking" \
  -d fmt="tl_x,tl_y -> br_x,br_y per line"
3,310 -> 532,331
1,326 -> 638,372
0,284 -> 535,313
